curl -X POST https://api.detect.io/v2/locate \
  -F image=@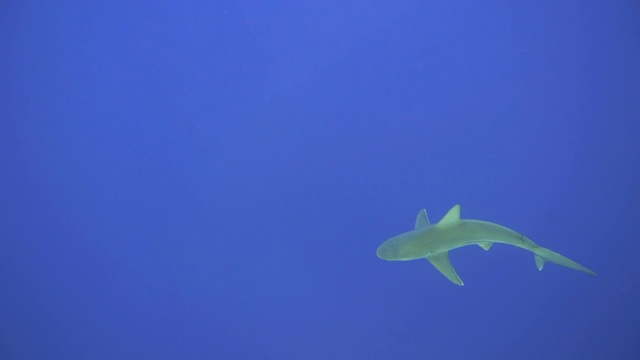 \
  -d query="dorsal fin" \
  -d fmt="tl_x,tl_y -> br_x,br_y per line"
436,204 -> 461,228
414,209 -> 430,229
